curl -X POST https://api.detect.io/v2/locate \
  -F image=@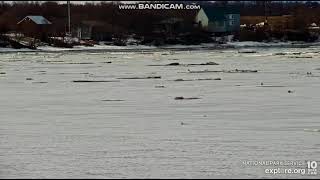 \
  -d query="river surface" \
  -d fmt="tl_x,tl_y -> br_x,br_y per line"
0,46 -> 320,178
